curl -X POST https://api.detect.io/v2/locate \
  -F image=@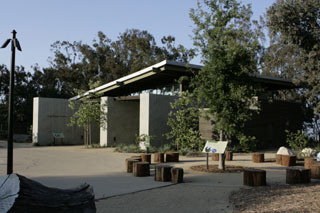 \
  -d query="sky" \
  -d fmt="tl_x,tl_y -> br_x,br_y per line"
0,0 -> 276,71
